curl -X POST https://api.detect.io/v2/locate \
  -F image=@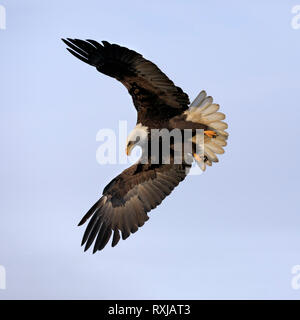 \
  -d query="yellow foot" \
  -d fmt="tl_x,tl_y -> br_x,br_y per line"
204,130 -> 217,138
193,153 -> 202,162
